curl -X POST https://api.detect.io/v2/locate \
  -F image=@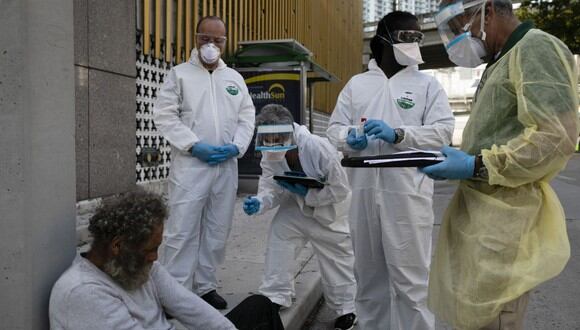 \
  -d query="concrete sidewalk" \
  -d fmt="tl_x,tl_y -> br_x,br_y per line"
200,195 -> 323,330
